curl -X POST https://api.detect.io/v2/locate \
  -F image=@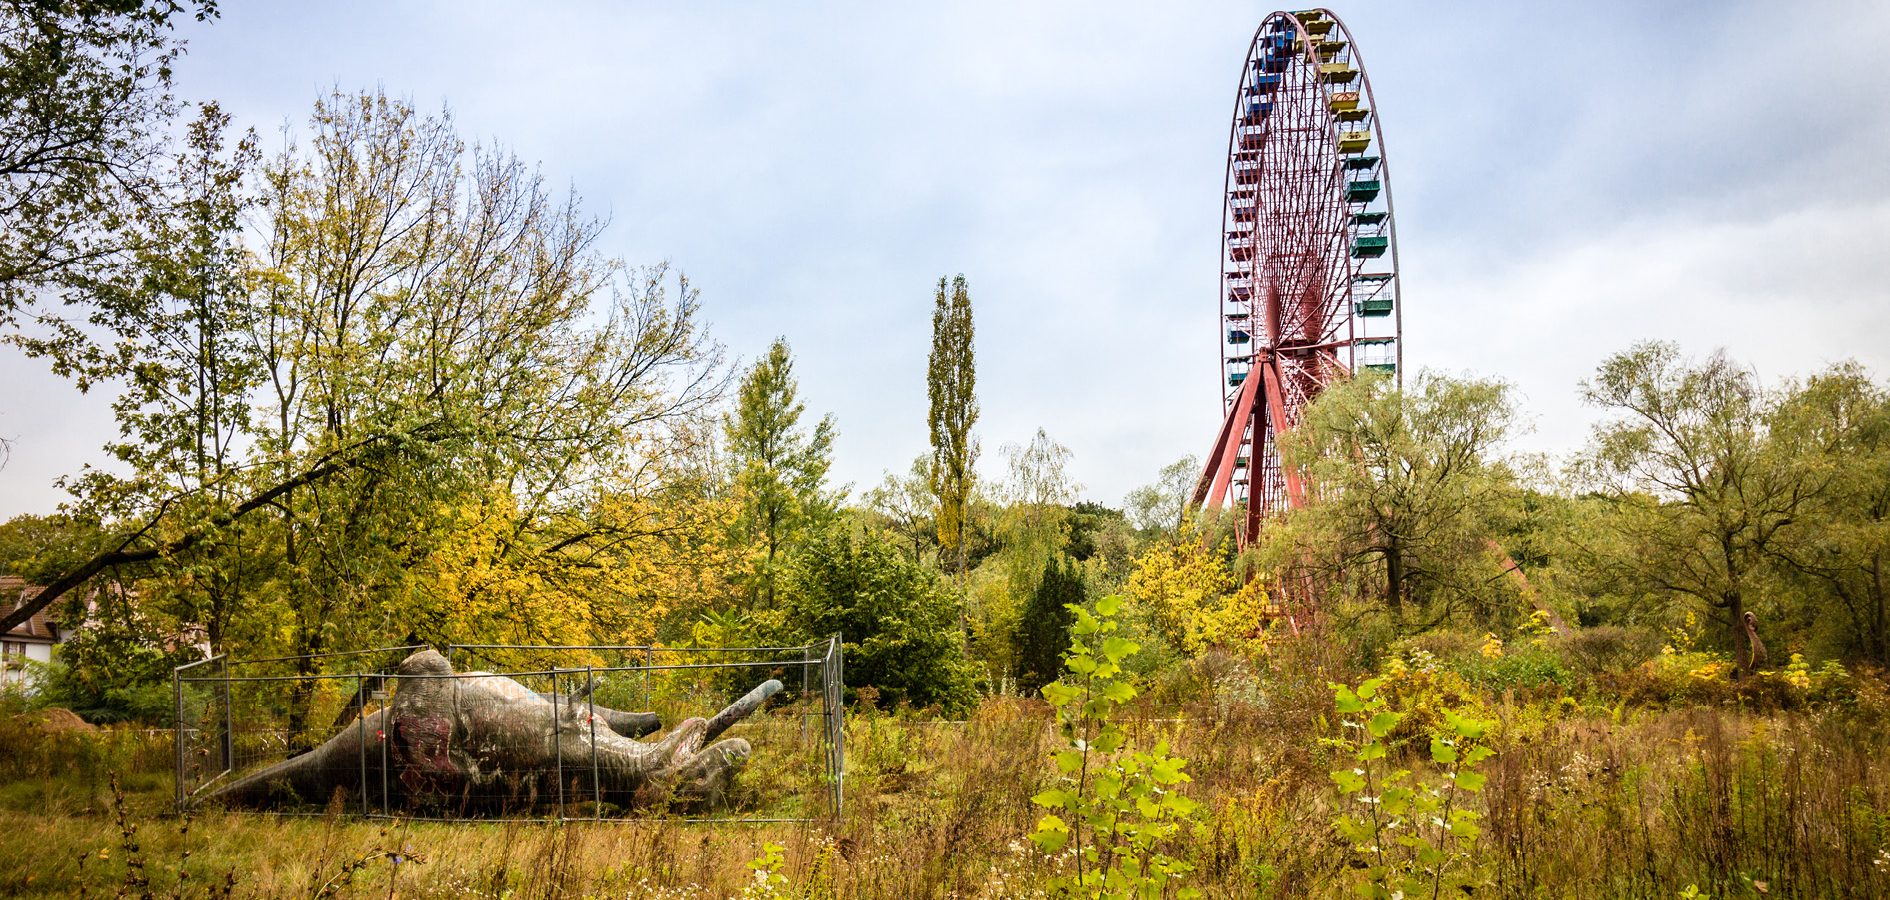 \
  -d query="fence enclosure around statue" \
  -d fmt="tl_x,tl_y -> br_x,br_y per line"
173,637 -> 844,823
